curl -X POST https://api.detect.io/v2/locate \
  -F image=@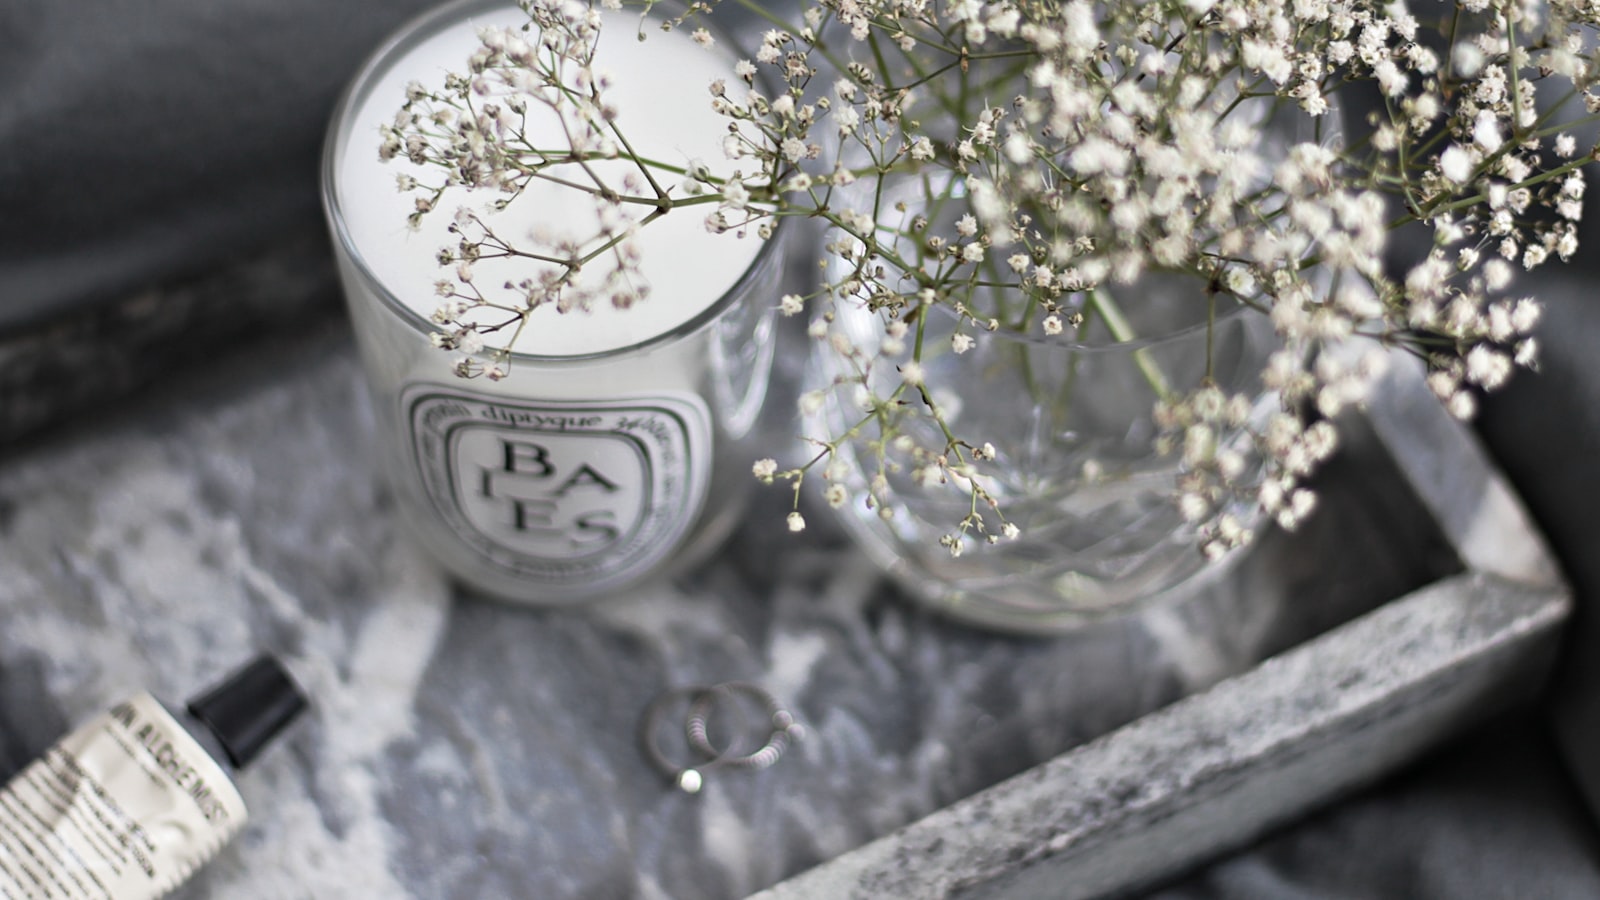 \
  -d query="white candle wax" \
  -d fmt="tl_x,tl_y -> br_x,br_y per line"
332,3 -> 764,358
